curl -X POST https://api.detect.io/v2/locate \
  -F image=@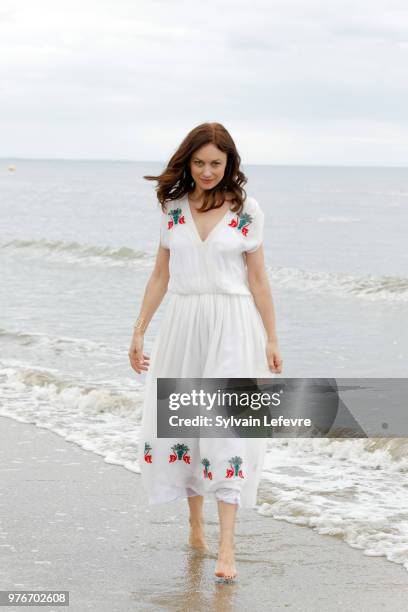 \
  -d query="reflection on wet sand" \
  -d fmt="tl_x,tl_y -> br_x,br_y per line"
146,547 -> 238,611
